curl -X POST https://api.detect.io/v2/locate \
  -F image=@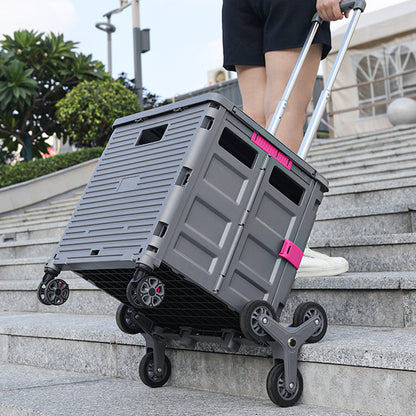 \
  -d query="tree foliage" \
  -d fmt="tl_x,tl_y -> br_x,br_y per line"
0,30 -> 109,161
56,79 -> 141,148
117,72 -> 170,110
